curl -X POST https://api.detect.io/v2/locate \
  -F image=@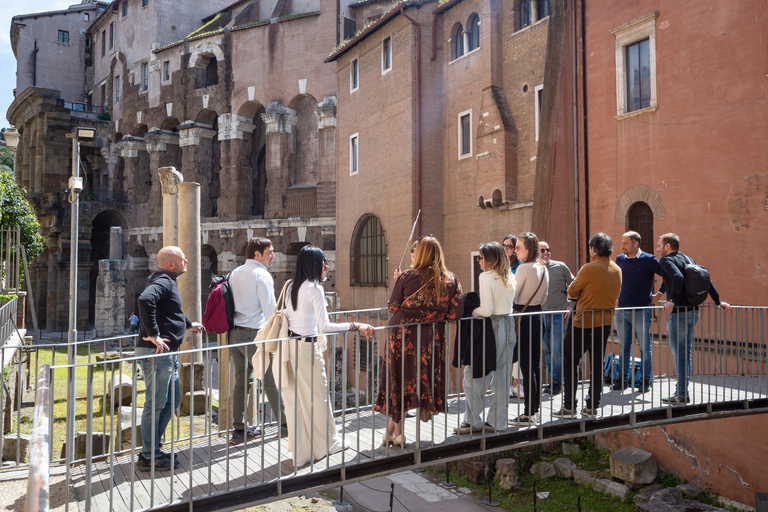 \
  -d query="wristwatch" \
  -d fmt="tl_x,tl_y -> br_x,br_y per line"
350,322 -> 358,331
